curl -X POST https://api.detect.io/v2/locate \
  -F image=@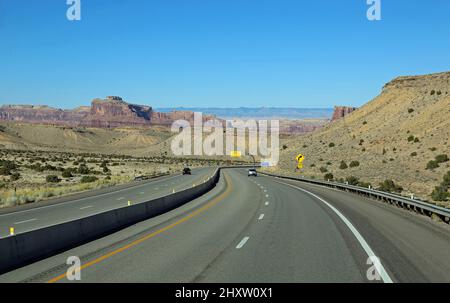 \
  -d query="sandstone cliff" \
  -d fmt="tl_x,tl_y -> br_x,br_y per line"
331,106 -> 358,121
0,96 -> 217,128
